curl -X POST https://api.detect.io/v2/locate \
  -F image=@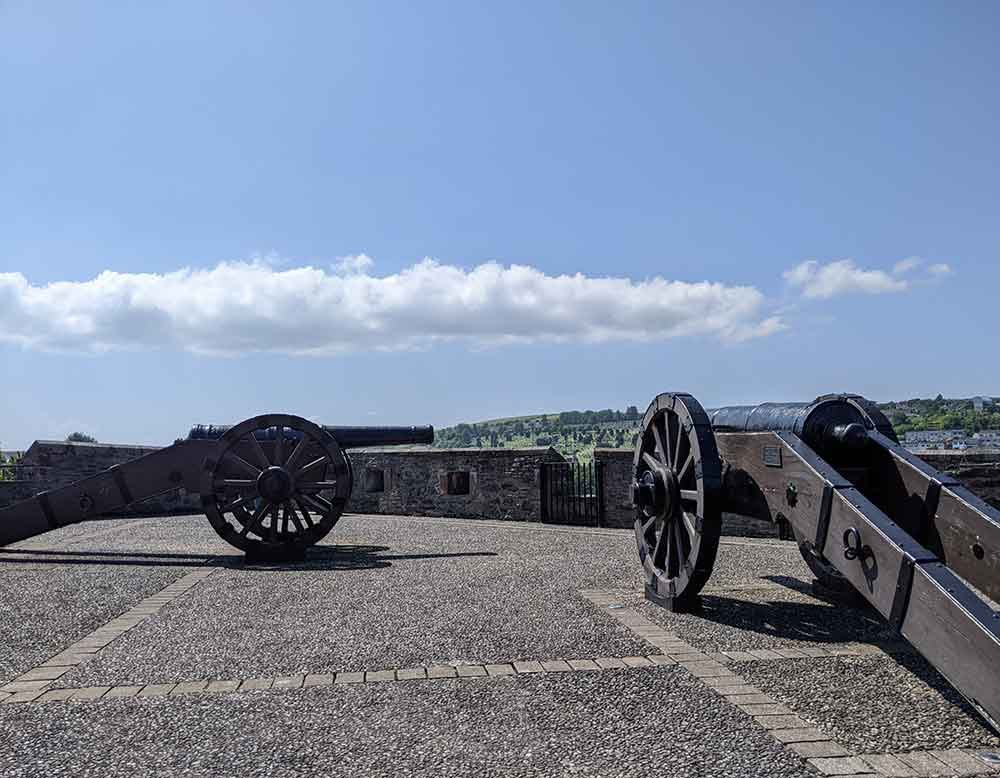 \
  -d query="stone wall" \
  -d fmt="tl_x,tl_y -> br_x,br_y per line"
1,440 -> 565,524
921,450 -> 1000,509
345,447 -> 566,521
